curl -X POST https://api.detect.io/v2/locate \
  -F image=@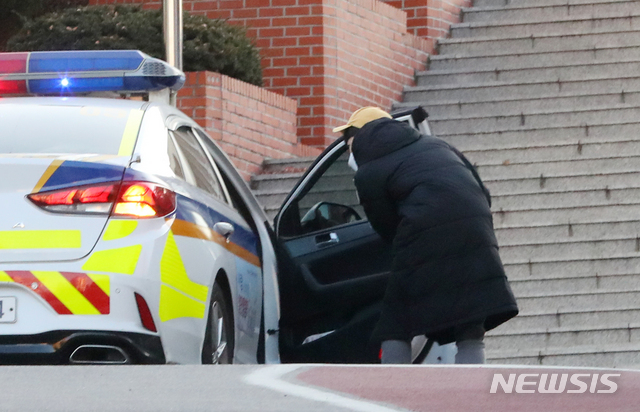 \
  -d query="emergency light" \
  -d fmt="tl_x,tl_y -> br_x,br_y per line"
0,50 -> 185,95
